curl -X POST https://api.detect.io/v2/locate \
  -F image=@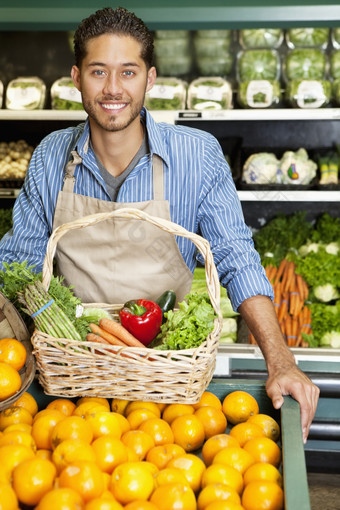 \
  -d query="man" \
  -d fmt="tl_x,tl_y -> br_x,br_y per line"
0,7 -> 319,441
